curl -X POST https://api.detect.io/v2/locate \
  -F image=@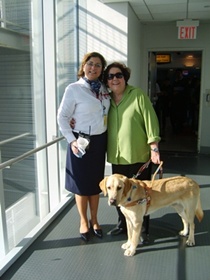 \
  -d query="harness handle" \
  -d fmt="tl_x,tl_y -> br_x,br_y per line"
151,161 -> 163,183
